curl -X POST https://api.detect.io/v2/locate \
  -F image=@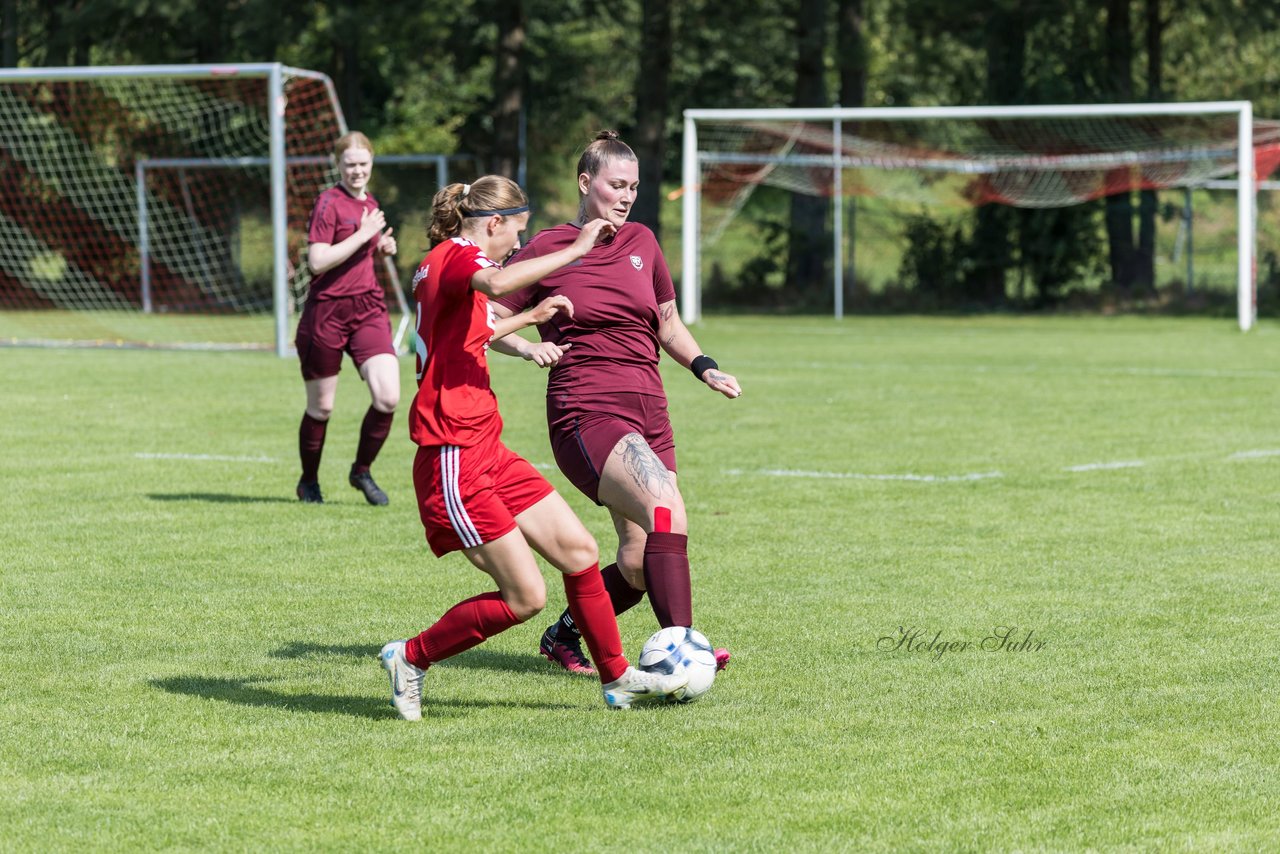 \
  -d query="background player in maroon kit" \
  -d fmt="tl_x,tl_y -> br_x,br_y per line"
294,131 -> 399,506
491,131 -> 741,676
378,175 -> 686,720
